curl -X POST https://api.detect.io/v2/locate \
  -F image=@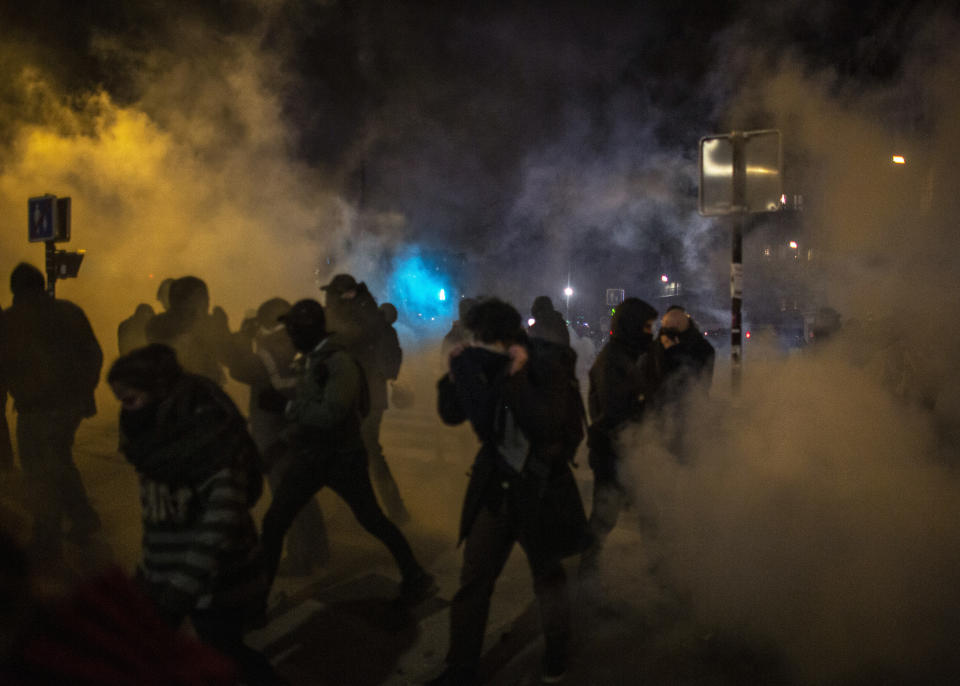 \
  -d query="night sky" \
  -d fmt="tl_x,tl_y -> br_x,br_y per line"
2,0 -> 951,319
